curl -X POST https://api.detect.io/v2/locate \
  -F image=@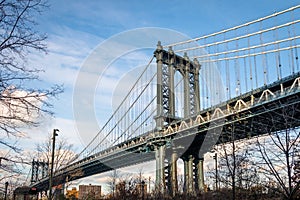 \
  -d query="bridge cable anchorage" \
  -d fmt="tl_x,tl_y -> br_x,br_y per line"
163,5 -> 300,48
